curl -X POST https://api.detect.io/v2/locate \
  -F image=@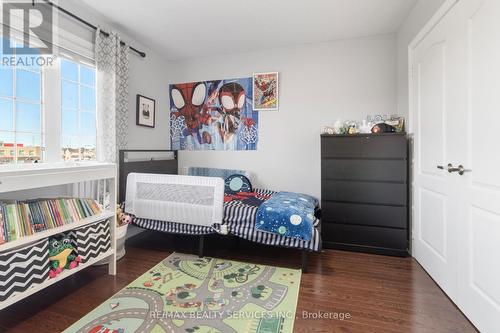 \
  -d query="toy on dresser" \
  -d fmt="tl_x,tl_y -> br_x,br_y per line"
48,233 -> 81,278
